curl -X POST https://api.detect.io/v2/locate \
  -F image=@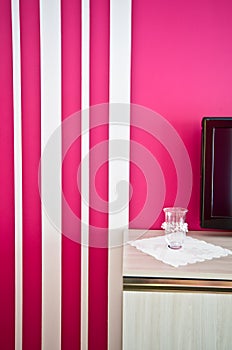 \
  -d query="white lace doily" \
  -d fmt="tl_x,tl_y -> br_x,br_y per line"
129,235 -> 232,267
